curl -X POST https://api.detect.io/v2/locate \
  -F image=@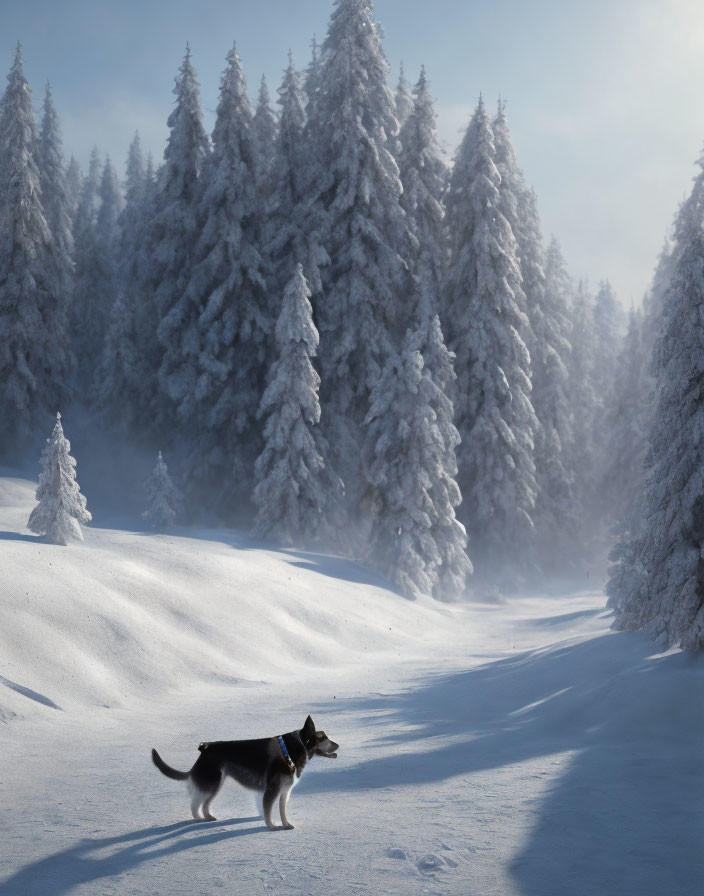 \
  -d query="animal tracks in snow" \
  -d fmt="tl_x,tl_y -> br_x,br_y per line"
386,844 -> 462,876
